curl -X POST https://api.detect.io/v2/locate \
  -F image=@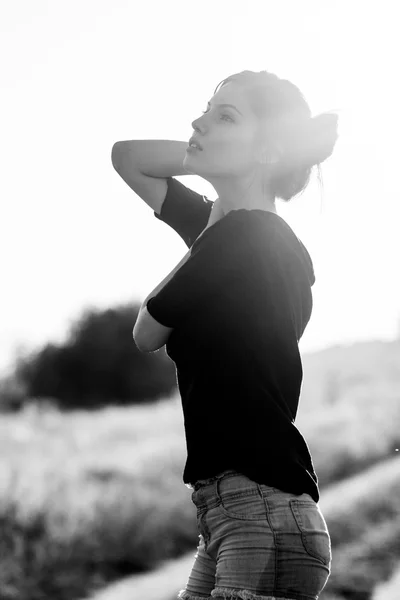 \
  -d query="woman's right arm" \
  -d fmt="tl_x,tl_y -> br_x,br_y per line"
111,139 -> 225,244
111,140 -> 189,214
